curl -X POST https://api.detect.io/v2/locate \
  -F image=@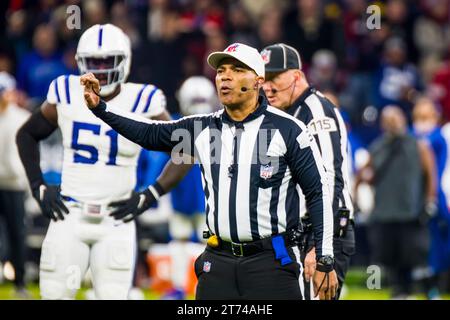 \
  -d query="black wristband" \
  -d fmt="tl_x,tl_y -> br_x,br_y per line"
316,263 -> 334,273
153,181 -> 166,197
146,181 -> 166,201
316,255 -> 334,273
